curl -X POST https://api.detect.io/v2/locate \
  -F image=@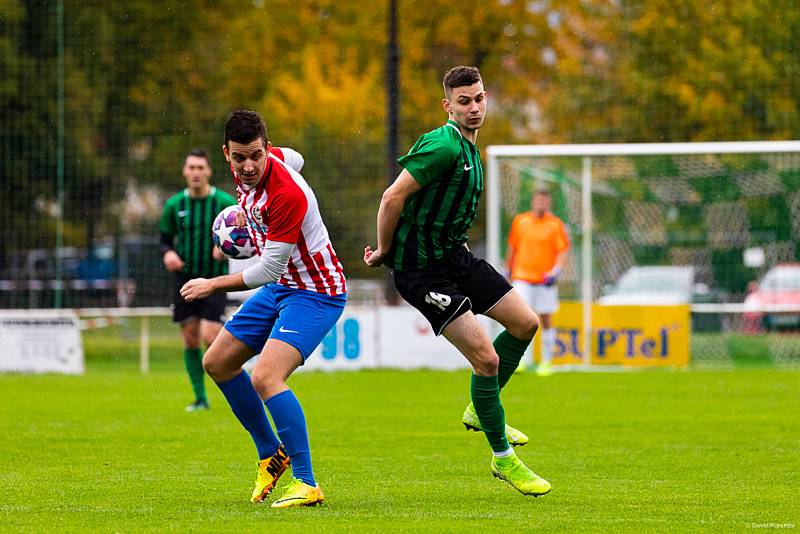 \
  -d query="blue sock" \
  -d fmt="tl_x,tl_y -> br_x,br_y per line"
216,371 -> 280,460
265,389 -> 315,487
